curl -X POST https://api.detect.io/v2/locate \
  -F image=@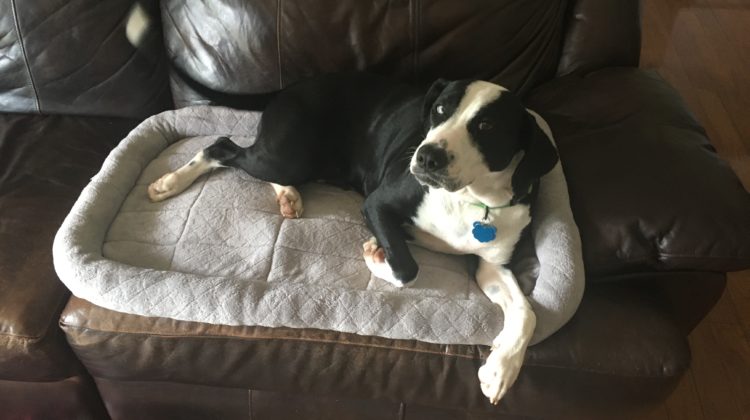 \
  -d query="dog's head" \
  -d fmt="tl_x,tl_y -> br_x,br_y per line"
410,79 -> 558,198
